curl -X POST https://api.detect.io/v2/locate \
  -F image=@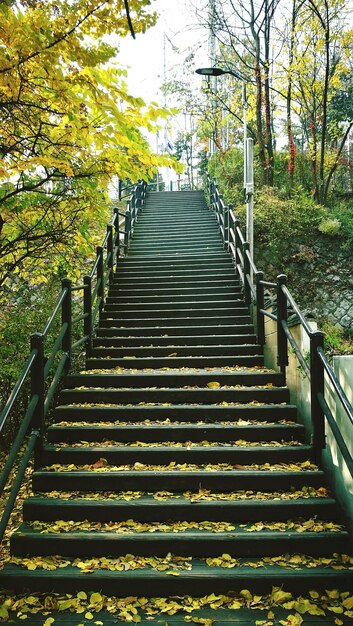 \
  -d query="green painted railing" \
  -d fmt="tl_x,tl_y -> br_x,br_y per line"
208,174 -> 353,471
0,180 -> 147,541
